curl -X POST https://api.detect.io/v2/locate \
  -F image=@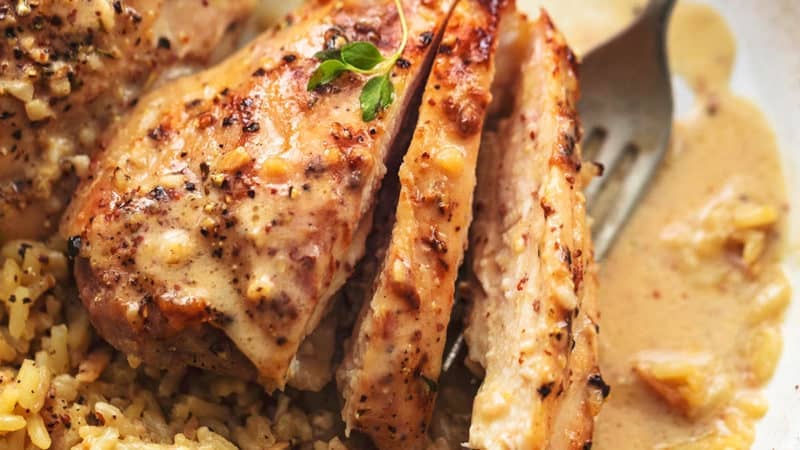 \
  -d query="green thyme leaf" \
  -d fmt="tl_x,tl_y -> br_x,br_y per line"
359,76 -> 384,122
313,48 -> 342,61
360,75 -> 394,122
307,59 -> 348,91
341,42 -> 385,71
378,74 -> 394,110
306,0 -> 407,122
